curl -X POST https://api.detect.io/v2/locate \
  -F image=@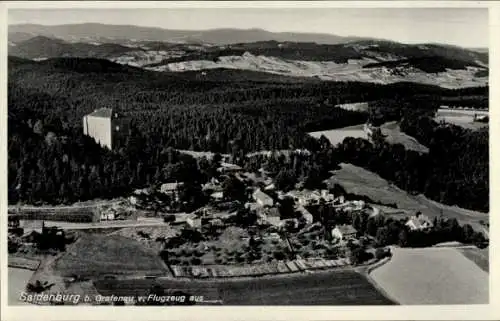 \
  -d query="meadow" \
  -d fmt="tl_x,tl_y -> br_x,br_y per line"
52,233 -> 169,278
434,108 -> 488,130
326,163 -> 489,232
309,124 -> 368,146
94,269 -> 394,305
369,247 -> 488,304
